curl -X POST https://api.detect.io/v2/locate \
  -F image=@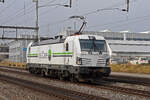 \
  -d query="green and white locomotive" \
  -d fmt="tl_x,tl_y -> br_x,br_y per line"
26,34 -> 111,82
